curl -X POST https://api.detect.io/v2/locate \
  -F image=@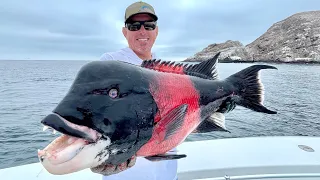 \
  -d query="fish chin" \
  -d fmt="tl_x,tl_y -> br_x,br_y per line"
38,113 -> 112,174
38,137 -> 111,175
